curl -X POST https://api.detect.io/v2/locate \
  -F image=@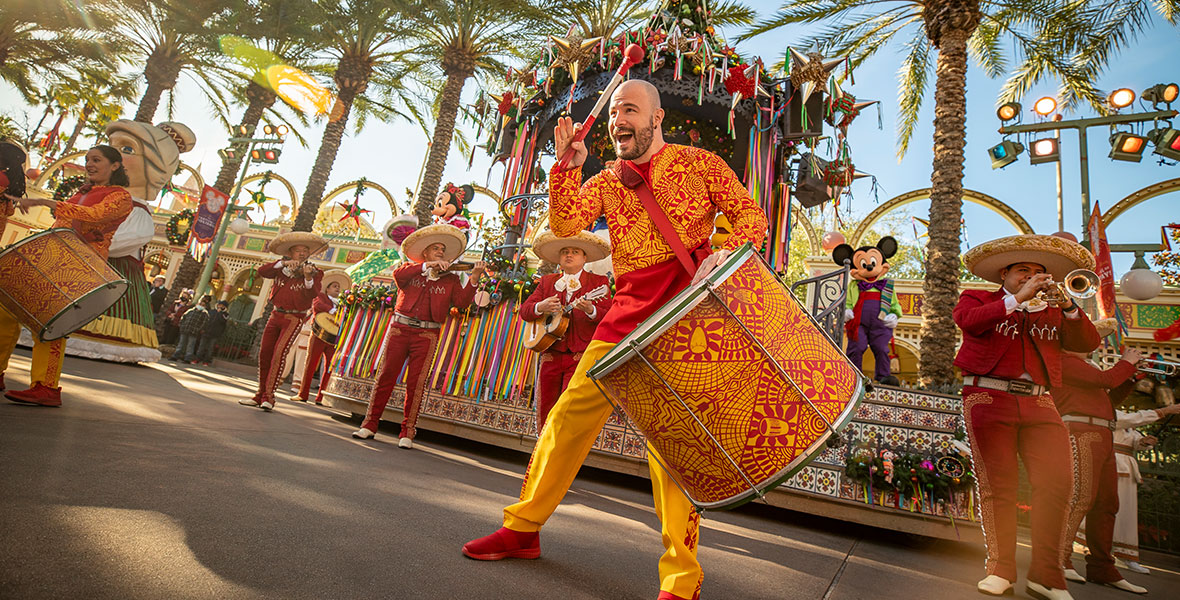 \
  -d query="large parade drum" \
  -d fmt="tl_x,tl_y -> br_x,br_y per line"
0,228 -> 128,341
587,244 -> 866,510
